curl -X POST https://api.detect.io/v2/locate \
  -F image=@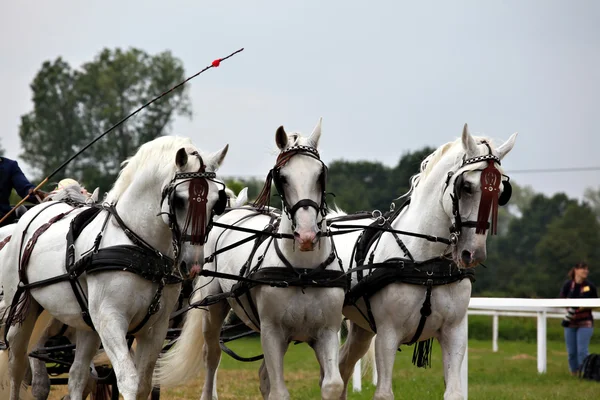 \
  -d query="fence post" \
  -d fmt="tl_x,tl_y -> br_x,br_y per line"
461,312 -> 468,400
372,352 -> 378,386
537,310 -> 547,374
352,359 -> 362,392
492,312 -> 499,352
